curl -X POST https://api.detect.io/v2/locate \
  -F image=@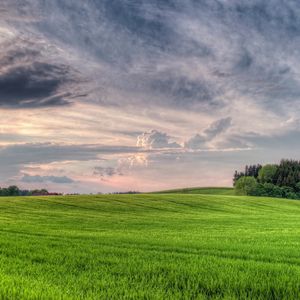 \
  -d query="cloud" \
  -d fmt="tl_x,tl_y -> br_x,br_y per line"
0,143 -> 140,166
0,143 -> 142,182
215,136 -> 252,150
184,134 -> 207,151
0,30 -> 86,108
2,1 -> 300,192
185,117 -> 232,150
149,74 -> 220,109
2,0 -> 300,114
0,61 -> 74,108
93,166 -> 122,178
204,117 -> 232,140
137,130 -> 181,149
21,174 -> 74,184
118,154 -> 149,171
0,47 -> 40,68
